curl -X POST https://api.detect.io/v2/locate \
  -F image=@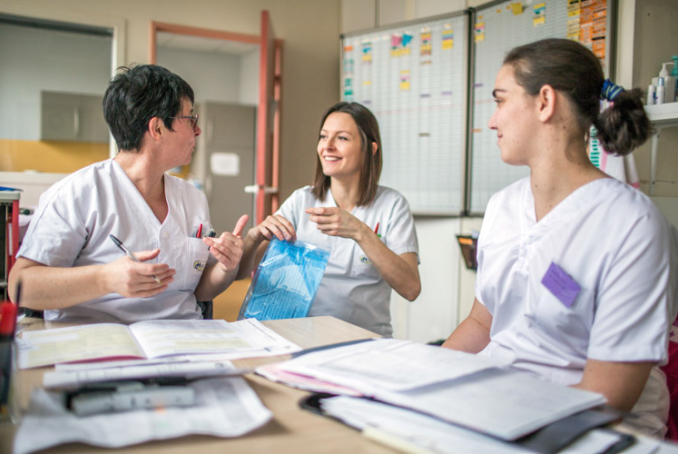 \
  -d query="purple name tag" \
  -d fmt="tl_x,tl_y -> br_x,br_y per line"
541,262 -> 581,308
